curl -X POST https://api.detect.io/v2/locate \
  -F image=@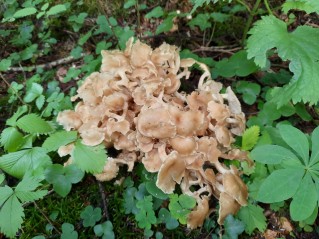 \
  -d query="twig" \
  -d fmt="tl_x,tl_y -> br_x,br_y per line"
33,201 -> 61,234
7,53 -> 87,72
0,72 -> 25,105
97,181 -> 110,220
192,46 -> 242,54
